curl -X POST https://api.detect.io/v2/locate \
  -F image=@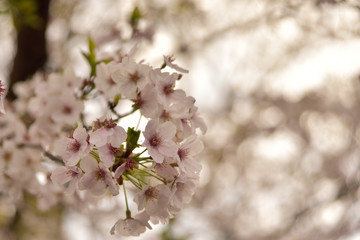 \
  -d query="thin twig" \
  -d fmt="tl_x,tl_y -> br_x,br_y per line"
17,143 -> 64,164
